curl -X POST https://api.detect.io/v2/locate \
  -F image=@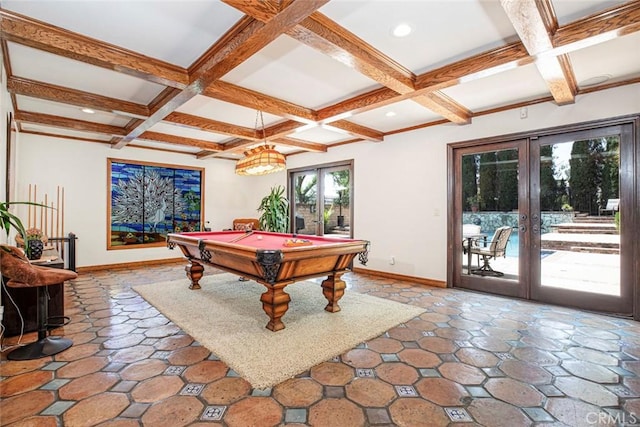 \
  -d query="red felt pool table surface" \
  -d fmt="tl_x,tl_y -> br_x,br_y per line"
180,230 -> 357,249
166,230 -> 370,331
